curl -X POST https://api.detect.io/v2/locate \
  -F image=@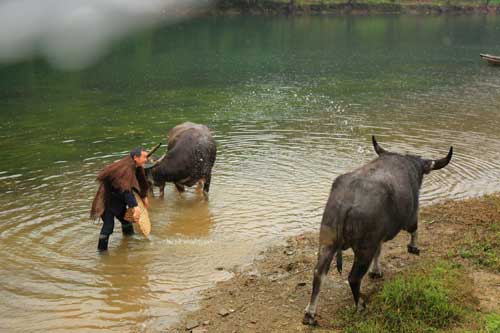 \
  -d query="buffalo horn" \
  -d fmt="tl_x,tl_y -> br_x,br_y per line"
431,146 -> 453,170
372,136 -> 387,155
144,153 -> 166,169
147,143 -> 162,158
